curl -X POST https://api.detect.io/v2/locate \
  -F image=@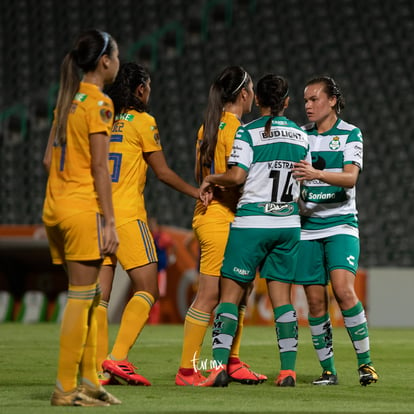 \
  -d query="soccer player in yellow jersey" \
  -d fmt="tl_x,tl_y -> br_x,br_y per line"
95,62 -> 200,386
198,74 -> 309,388
175,66 -> 267,386
42,29 -> 120,406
